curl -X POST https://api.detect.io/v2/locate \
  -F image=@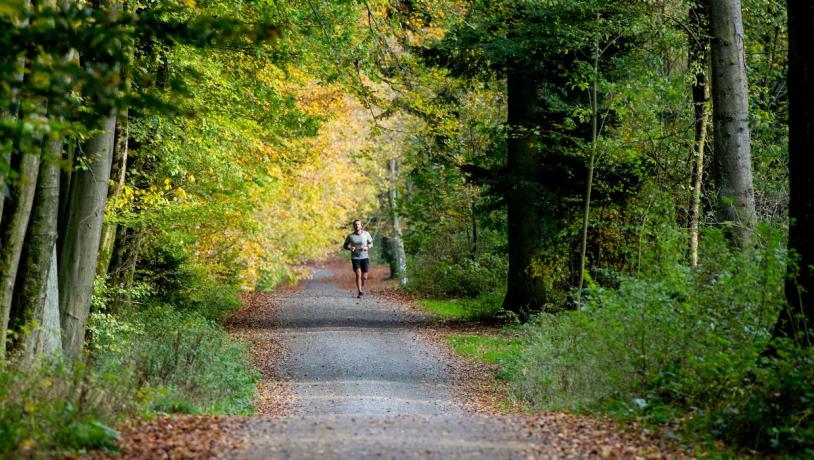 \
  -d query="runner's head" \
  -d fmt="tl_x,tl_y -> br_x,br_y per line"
352,219 -> 362,233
